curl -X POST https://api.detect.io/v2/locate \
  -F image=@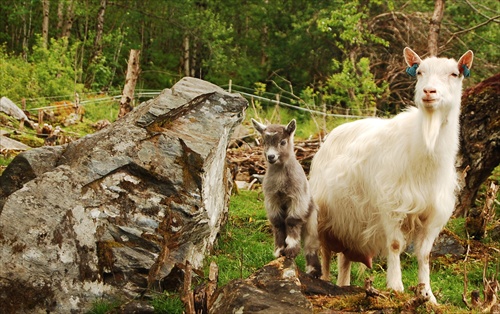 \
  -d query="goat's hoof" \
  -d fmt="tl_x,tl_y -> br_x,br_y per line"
283,246 -> 300,258
306,268 -> 322,279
